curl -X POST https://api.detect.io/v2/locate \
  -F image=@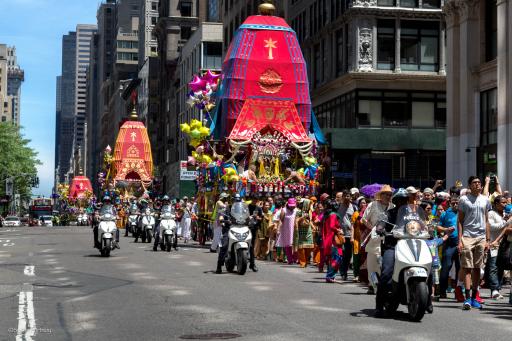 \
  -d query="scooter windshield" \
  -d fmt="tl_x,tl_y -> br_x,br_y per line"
230,202 -> 250,225
100,205 -> 115,216
161,205 -> 173,214
394,205 -> 429,239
